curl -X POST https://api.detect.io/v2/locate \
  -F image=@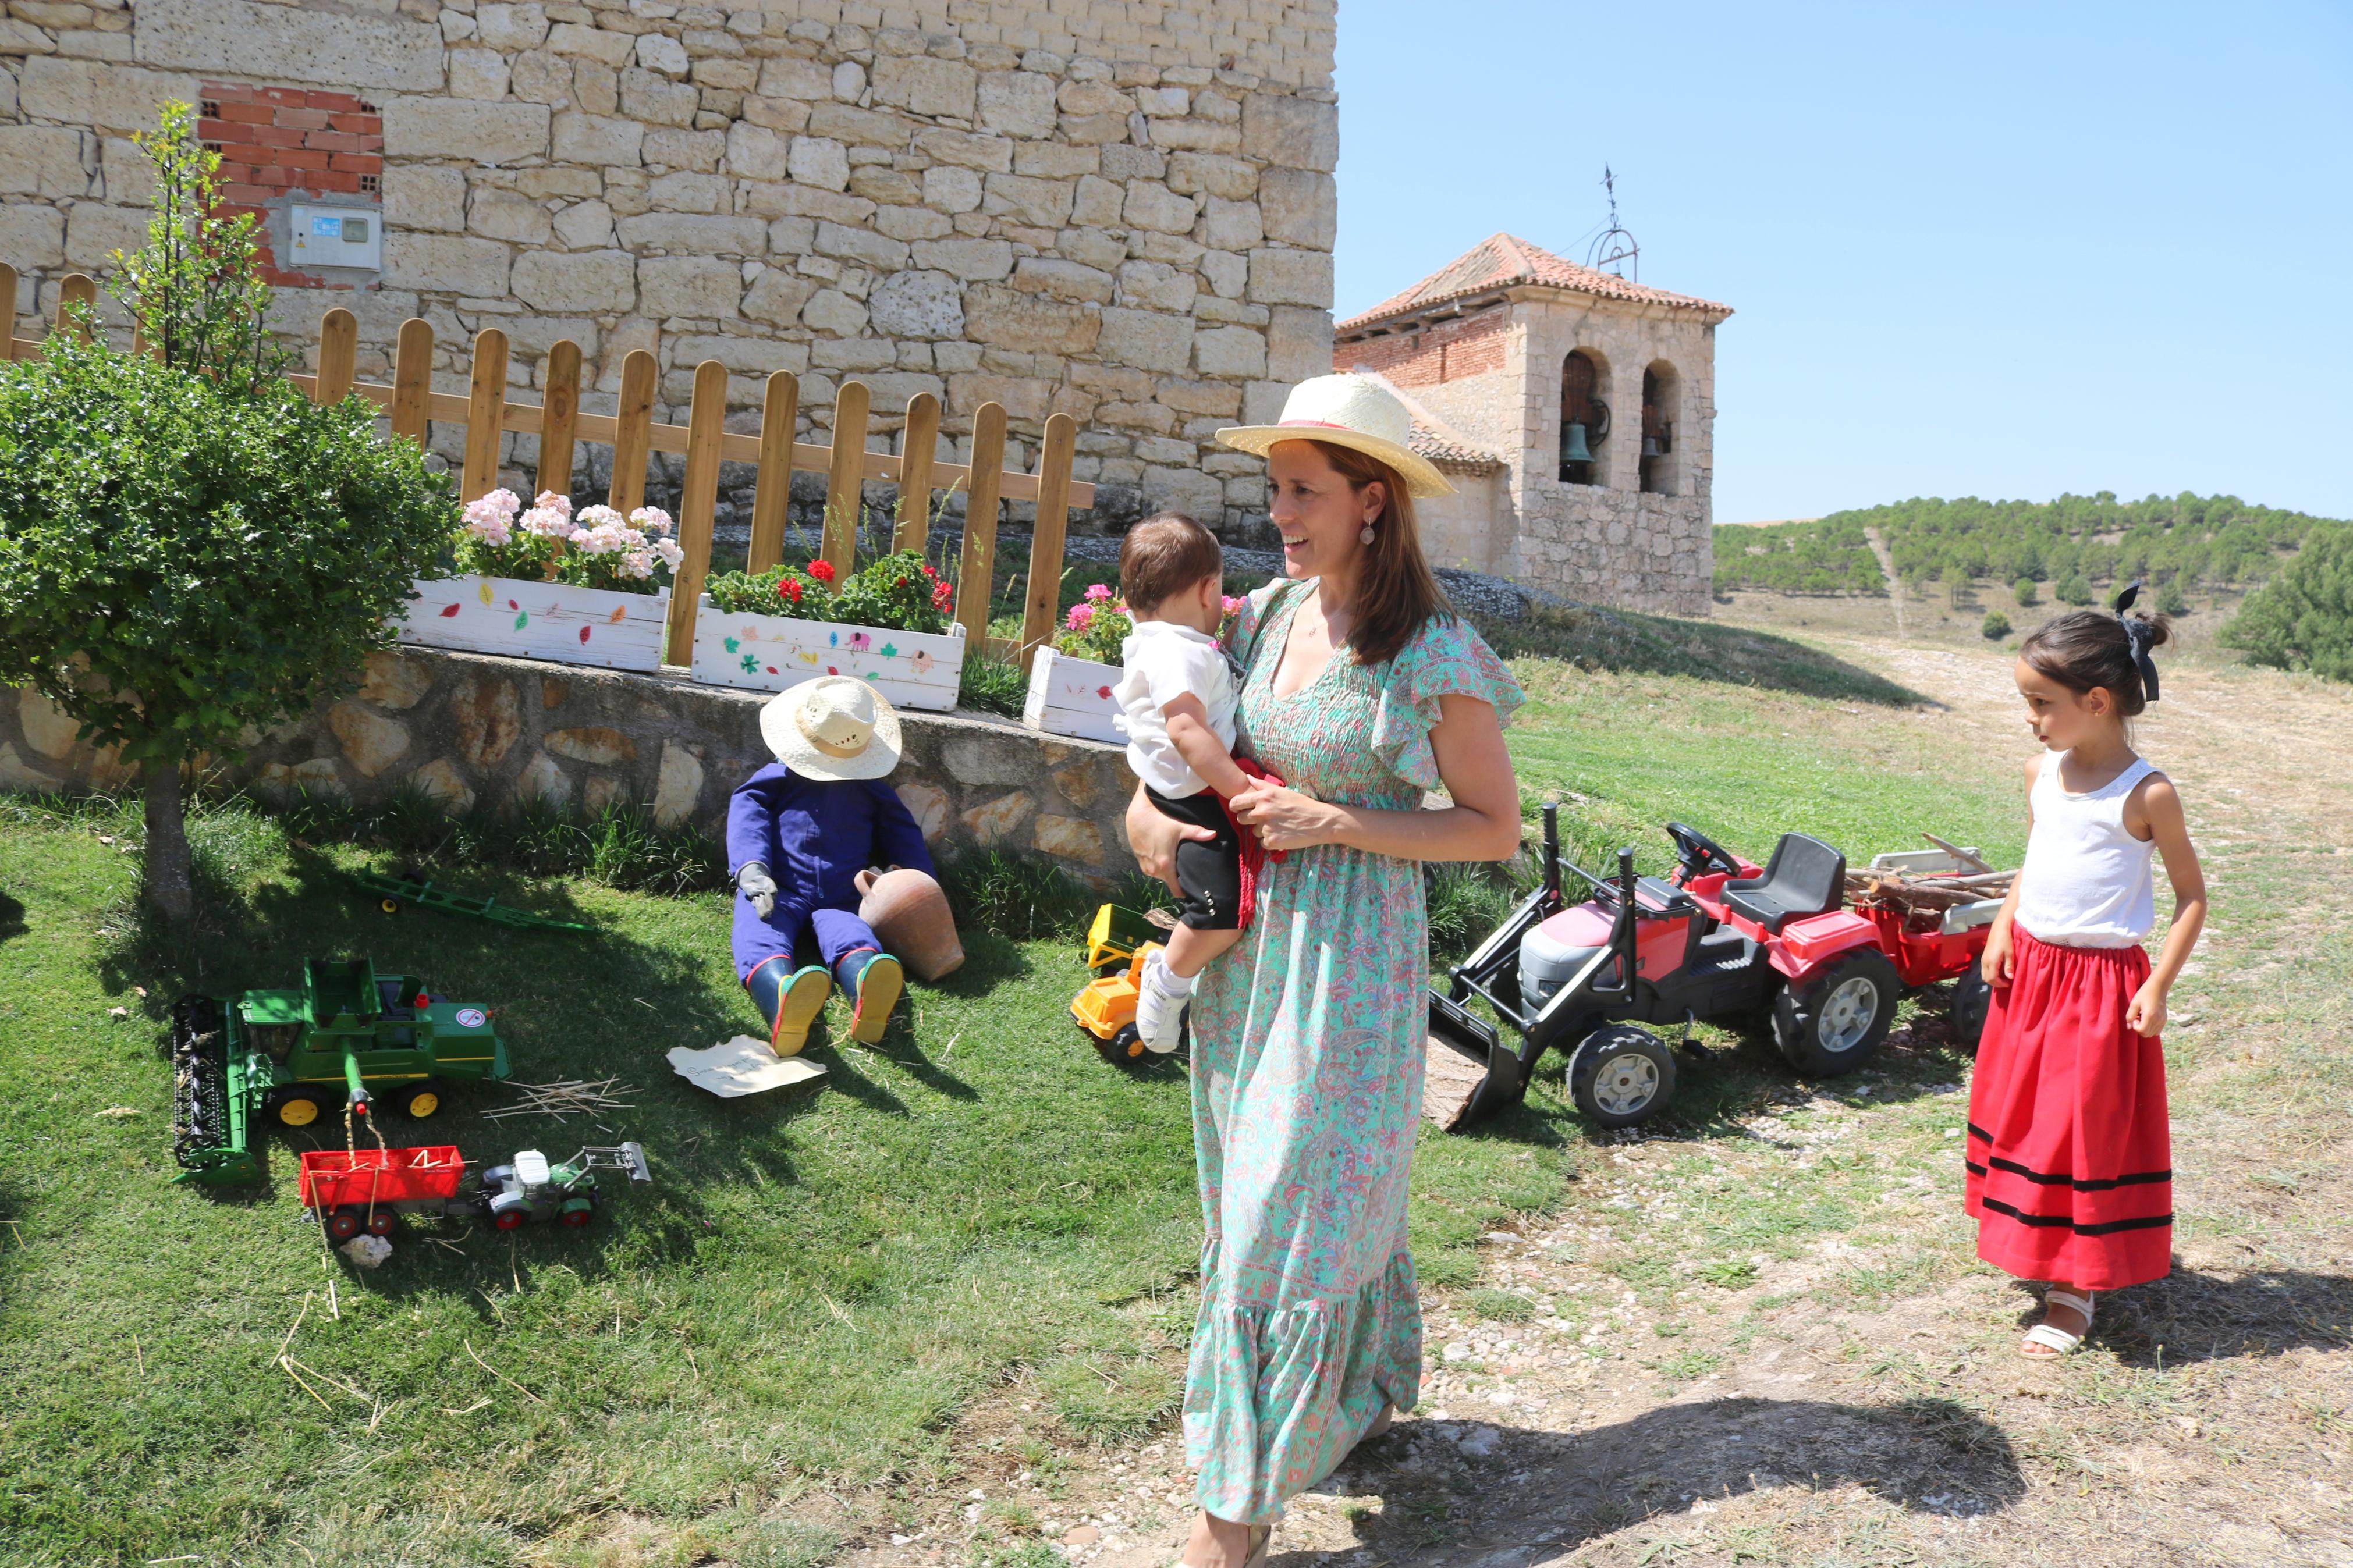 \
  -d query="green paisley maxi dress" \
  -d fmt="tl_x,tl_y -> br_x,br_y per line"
1184,578 -> 1524,1524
